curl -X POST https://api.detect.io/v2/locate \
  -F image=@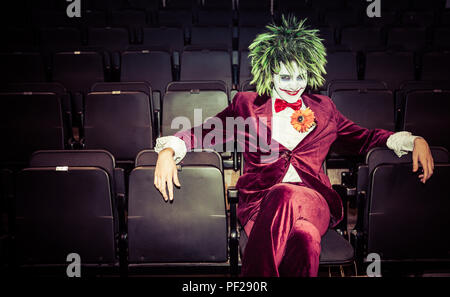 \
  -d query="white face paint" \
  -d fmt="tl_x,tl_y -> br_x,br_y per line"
272,61 -> 308,103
